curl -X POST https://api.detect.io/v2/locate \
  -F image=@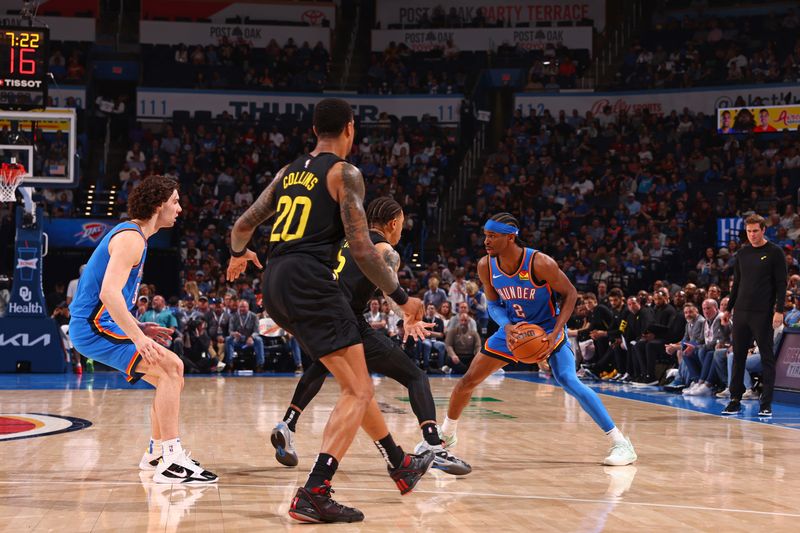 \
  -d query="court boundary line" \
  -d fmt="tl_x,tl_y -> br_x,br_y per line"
1,479 -> 799,519
506,373 -> 800,432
